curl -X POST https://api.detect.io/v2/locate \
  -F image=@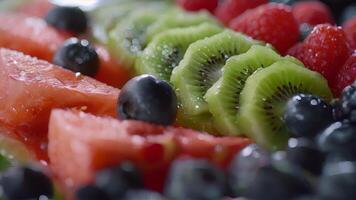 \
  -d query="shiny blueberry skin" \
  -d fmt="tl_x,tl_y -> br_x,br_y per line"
299,23 -> 313,41
75,185 -> 110,200
118,75 -> 177,125
0,165 -> 53,200
95,161 -> 143,199
318,122 -> 356,157
339,81 -> 356,123
286,138 -> 325,175
53,38 -> 99,77
164,159 -> 226,200
319,161 -> 356,200
245,166 -> 312,200
45,6 -> 88,34
269,0 -> 295,5
284,94 -> 334,138
228,144 -> 270,197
